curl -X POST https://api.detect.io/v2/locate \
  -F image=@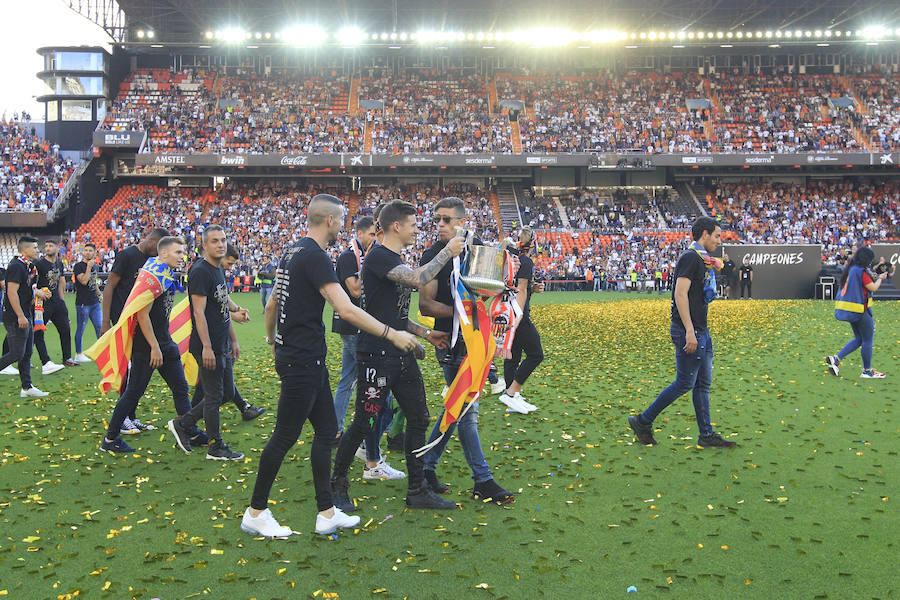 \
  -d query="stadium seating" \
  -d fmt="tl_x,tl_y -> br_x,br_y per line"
1,118 -> 75,212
